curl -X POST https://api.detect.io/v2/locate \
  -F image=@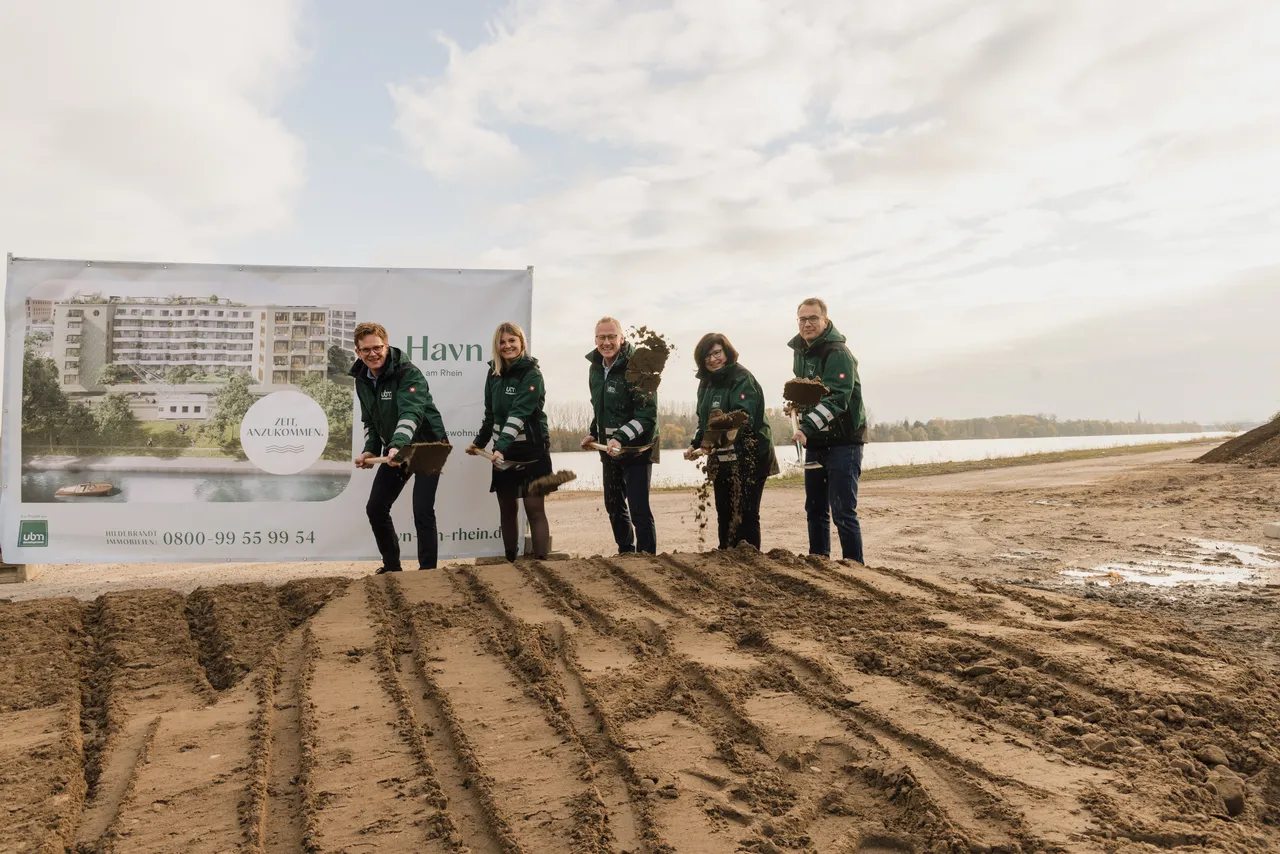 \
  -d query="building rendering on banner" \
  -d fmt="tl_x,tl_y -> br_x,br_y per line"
37,294 -> 355,398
